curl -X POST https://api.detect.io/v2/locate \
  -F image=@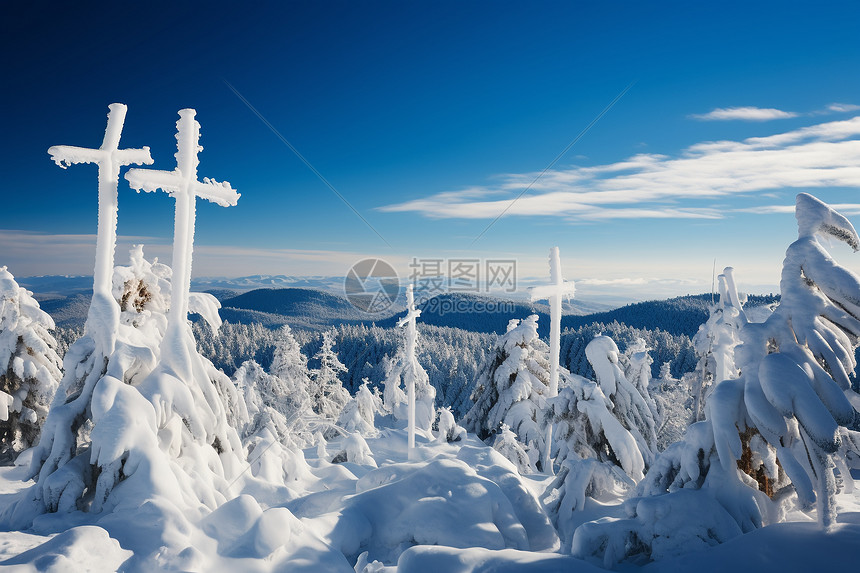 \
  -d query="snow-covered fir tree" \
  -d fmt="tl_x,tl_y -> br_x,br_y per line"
234,358 -> 313,448
689,267 -> 747,421
586,335 -> 658,466
623,337 -> 659,423
542,335 -> 662,546
493,424 -> 534,474
576,194 -> 860,567
434,406 -> 466,443
652,361 -> 692,450
462,315 -> 551,471
337,380 -> 379,436
232,359 -> 312,485
270,325 -> 310,385
309,329 -> 350,423
705,193 -> 860,528
0,267 -> 62,458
